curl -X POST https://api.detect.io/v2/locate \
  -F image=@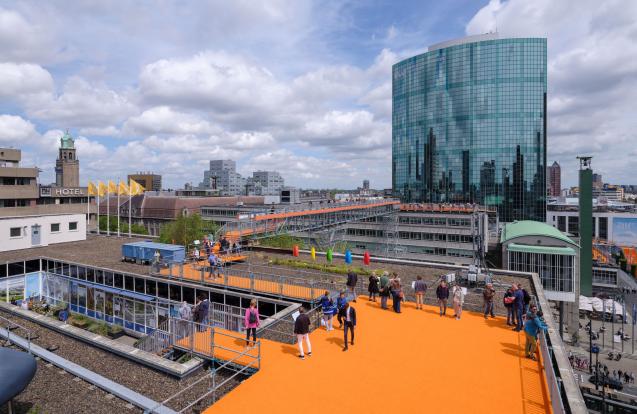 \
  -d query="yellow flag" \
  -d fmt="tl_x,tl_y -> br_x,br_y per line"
98,181 -> 107,197
118,181 -> 129,195
87,181 -> 97,196
129,179 -> 145,196
108,180 -> 117,194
